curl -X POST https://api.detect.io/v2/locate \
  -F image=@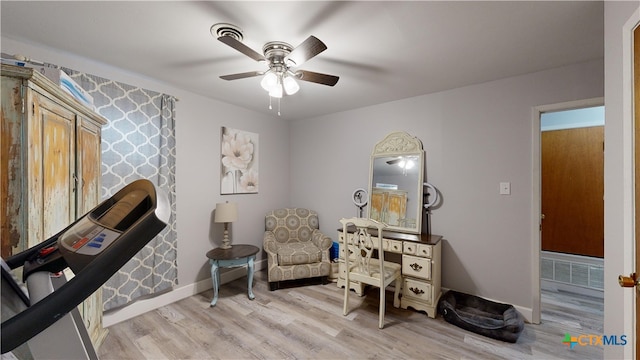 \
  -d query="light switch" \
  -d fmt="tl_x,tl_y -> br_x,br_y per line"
499,182 -> 511,195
